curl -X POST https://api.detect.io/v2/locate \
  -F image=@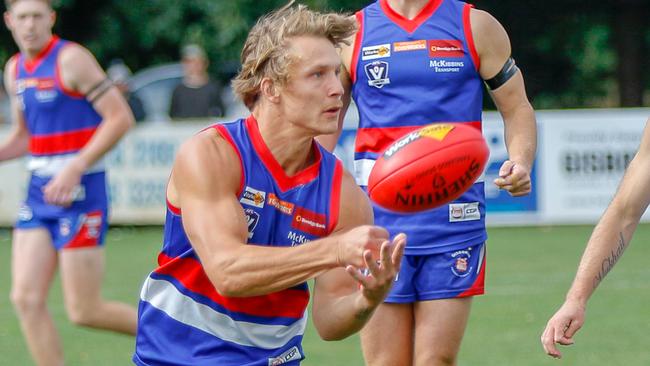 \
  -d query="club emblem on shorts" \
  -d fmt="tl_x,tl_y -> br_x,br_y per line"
17,204 -> 33,221
450,249 -> 473,277
364,61 -> 390,88
60,218 -> 72,237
